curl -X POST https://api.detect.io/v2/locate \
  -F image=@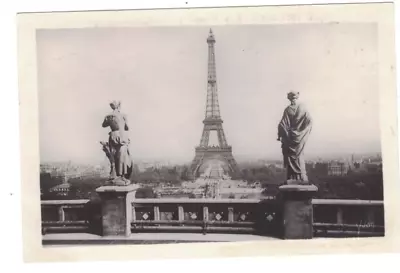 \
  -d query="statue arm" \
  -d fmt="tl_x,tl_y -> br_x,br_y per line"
278,109 -> 289,140
277,122 -> 282,140
306,111 -> 313,127
102,116 -> 109,128
123,115 -> 129,130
